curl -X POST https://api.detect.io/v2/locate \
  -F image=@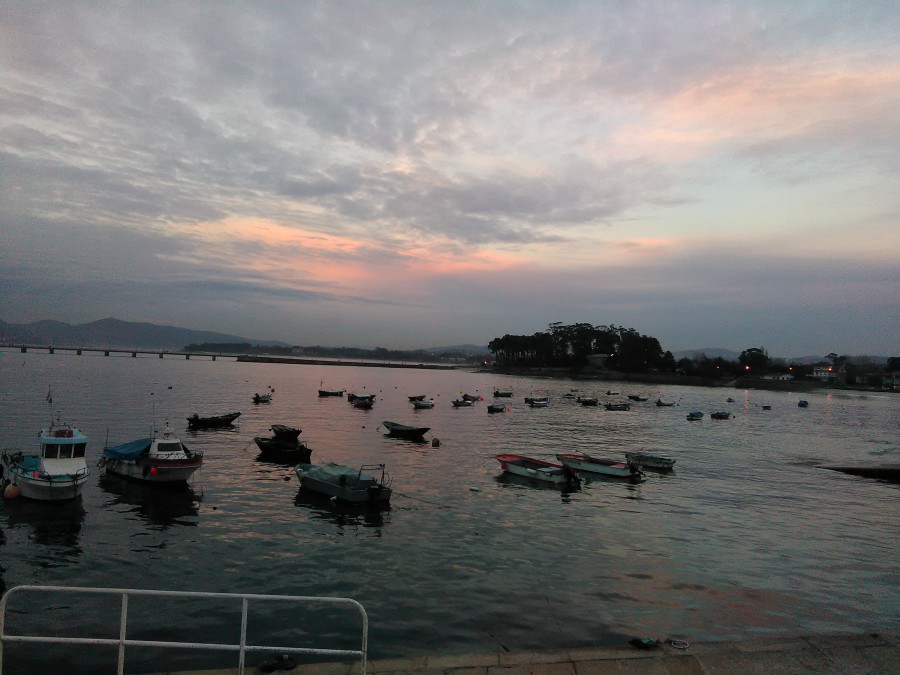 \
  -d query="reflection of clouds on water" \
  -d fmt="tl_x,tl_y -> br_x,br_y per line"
99,475 -> 200,530
293,491 -> 389,535
2,497 -> 86,563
